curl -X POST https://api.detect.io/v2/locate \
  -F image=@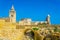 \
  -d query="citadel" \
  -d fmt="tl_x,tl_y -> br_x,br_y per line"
0,5 -> 60,40
0,5 -> 50,25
